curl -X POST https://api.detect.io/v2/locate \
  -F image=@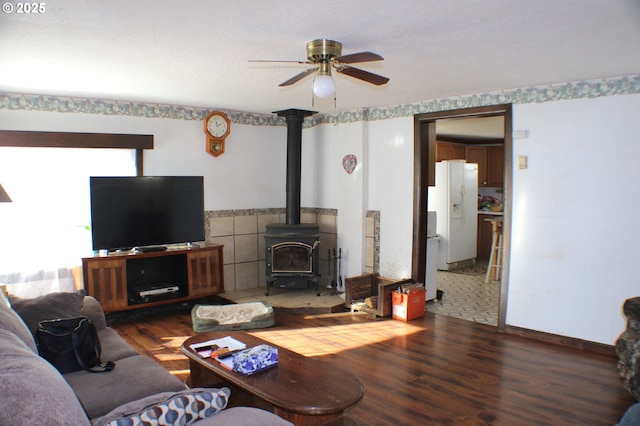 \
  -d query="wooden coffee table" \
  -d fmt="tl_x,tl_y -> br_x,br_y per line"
182,331 -> 364,426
